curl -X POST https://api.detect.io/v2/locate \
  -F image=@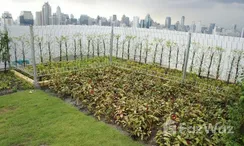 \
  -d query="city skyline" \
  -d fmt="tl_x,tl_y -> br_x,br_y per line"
0,0 -> 244,30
